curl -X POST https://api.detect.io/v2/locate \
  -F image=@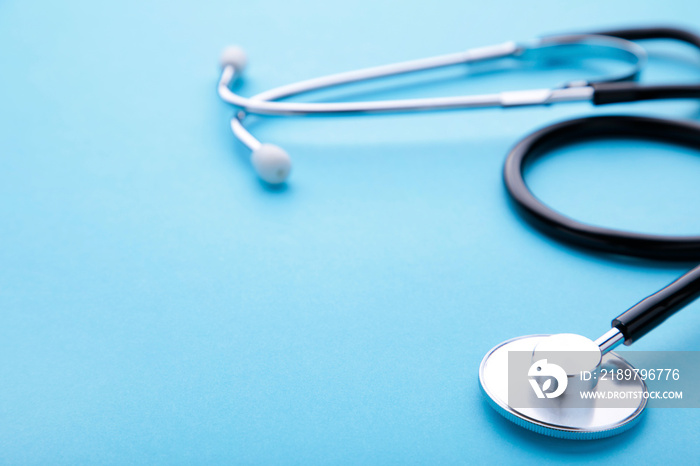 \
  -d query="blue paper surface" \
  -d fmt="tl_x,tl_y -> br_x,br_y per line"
1,0 -> 700,463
